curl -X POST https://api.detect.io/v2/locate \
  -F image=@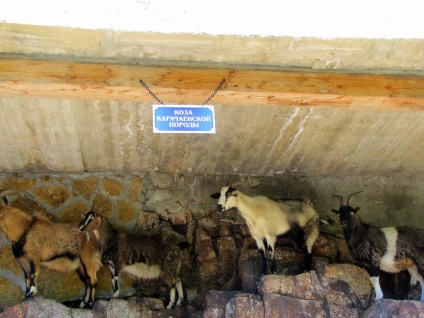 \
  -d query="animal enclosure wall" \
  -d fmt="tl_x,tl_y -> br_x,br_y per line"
0,172 -> 423,308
